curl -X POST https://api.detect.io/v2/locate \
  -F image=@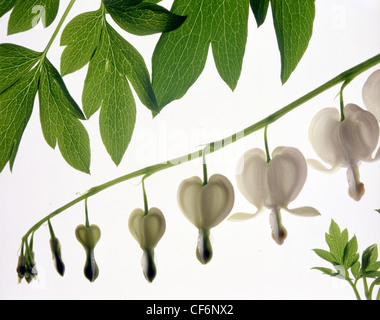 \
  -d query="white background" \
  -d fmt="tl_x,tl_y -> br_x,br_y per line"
1,0 -> 380,300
